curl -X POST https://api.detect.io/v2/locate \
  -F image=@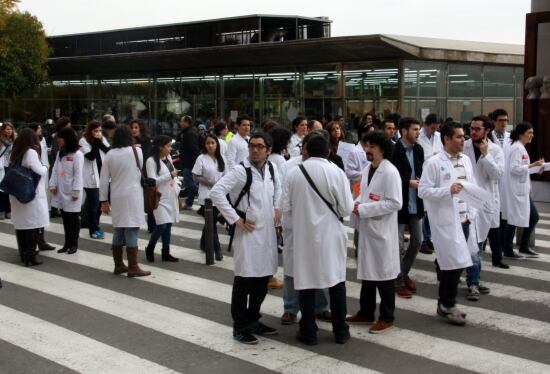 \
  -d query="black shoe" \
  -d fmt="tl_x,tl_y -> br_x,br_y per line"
145,246 -> 155,262
296,331 -> 318,346
215,252 -> 223,261
24,256 -> 43,267
57,246 -> 69,254
419,242 -> 434,254
67,247 -> 78,254
503,251 -> 525,259
519,249 -> 539,258
251,322 -> 278,336
39,244 -> 56,251
161,252 -> 179,262
492,262 -> 510,269
233,331 -> 258,345
335,331 -> 351,344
